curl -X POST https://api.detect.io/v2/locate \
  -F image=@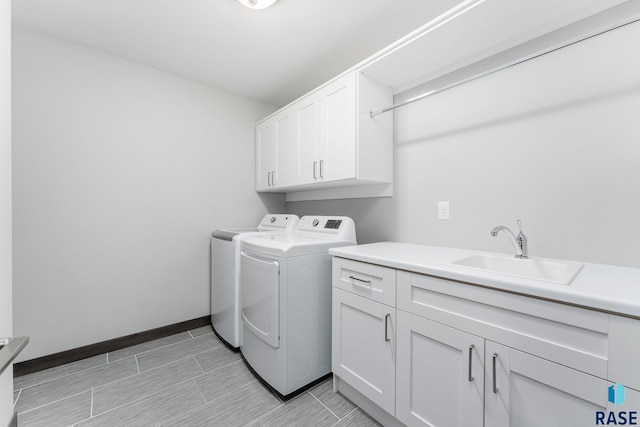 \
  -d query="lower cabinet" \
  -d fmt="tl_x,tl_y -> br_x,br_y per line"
396,311 -> 484,427
396,313 -> 624,427
332,257 -> 640,427
332,287 -> 396,416
485,341 -> 612,427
